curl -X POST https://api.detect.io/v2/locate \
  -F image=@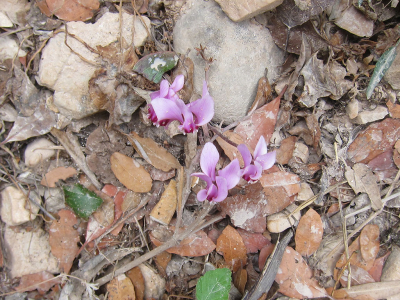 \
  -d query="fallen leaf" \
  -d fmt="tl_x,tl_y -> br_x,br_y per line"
276,246 -> 327,298
64,184 -> 103,219
150,180 -> 177,225
154,251 -> 172,278
37,0 -> 100,22
234,92 -> 281,150
260,170 -> 301,196
332,281 -> 400,299
339,265 -> 375,287
299,53 -> 352,107
236,228 -> 270,254
345,164 -> 382,210
41,167 -> 78,187
347,118 -> 400,164
110,152 -> 152,193
258,243 -> 275,270
150,227 -> 215,257
49,209 -> 80,274
233,269 -> 247,295
276,136 -> 297,165
133,52 -> 179,83
111,190 -> 125,236
248,77 -> 272,112
126,267 -> 145,300
16,271 -> 60,293
295,208 -> 323,256
127,132 -> 181,172
107,274 -> 136,300
367,150 -> 395,171
306,114 -> 321,150
360,224 -> 380,262
216,225 -> 248,272
216,131 -> 245,167
386,100 -> 400,118
368,252 -> 390,282
102,184 -> 118,197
